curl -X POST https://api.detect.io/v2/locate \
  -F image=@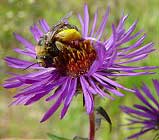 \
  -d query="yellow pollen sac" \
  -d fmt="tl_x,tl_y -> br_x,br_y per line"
55,29 -> 82,42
